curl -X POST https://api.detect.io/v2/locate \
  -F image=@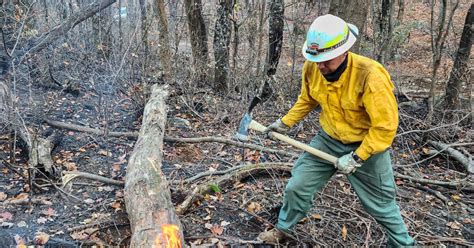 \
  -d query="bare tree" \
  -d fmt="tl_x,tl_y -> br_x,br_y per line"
265,0 -> 284,77
184,0 -> 209,82
213,0 -> 234,92
428,0 -> 459,117
139,0 -> 149,70
93,4 -> 113,58
371,0 -> 405,63
154,0 -> 173,81
445,3 -> 472,112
